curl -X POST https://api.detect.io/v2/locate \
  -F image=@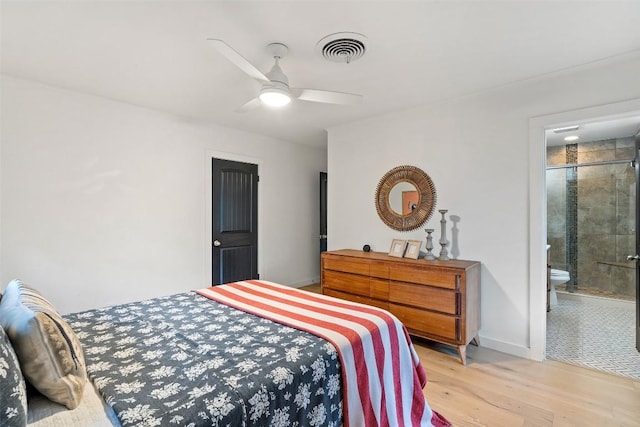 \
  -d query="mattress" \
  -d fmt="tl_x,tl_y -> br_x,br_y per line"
27,382 -> 119,427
